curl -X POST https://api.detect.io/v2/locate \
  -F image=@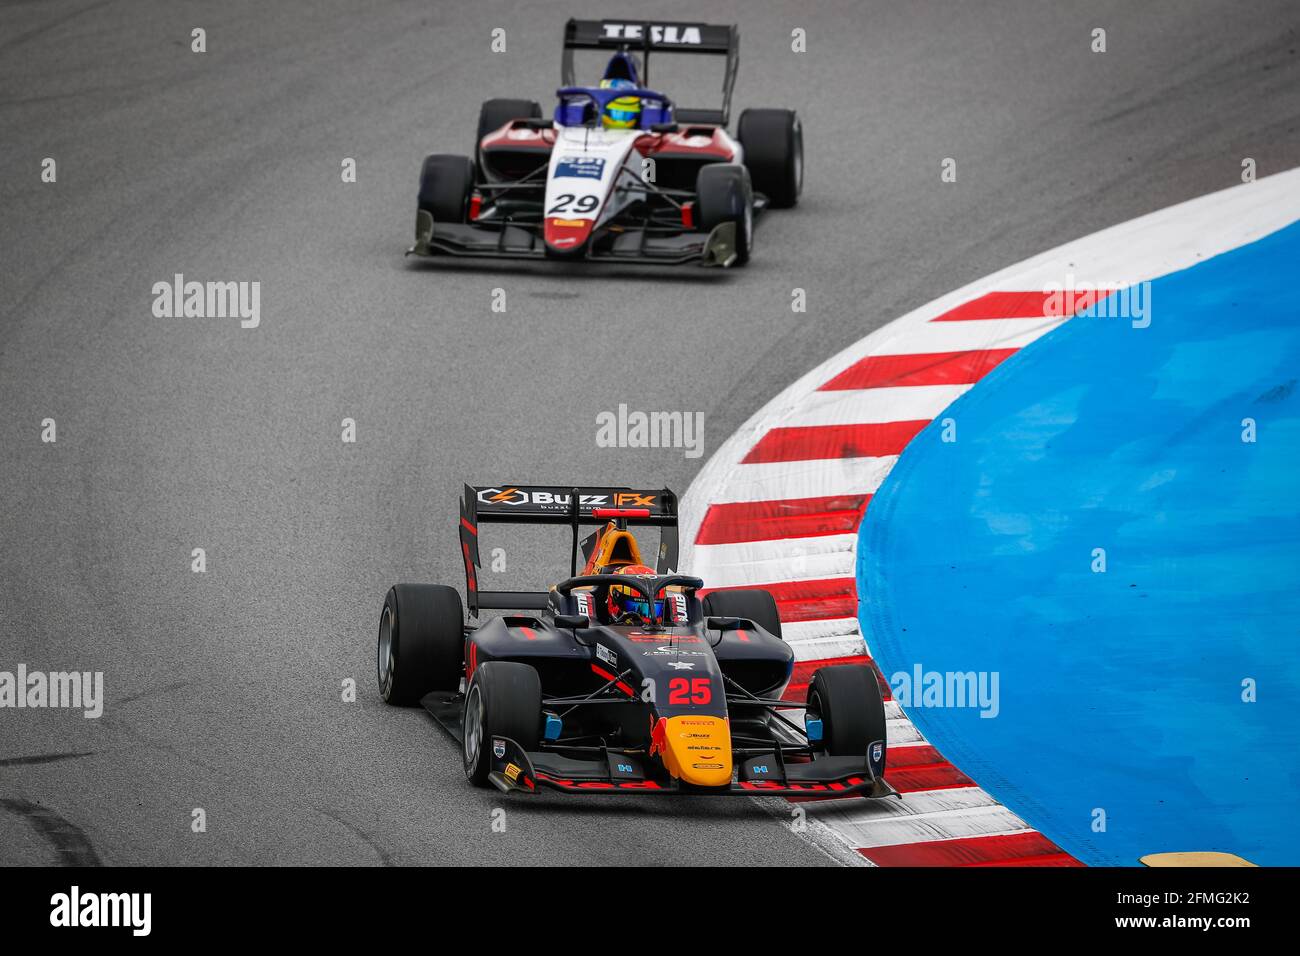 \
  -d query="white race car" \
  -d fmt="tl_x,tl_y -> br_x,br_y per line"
407,18 -> 803,268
